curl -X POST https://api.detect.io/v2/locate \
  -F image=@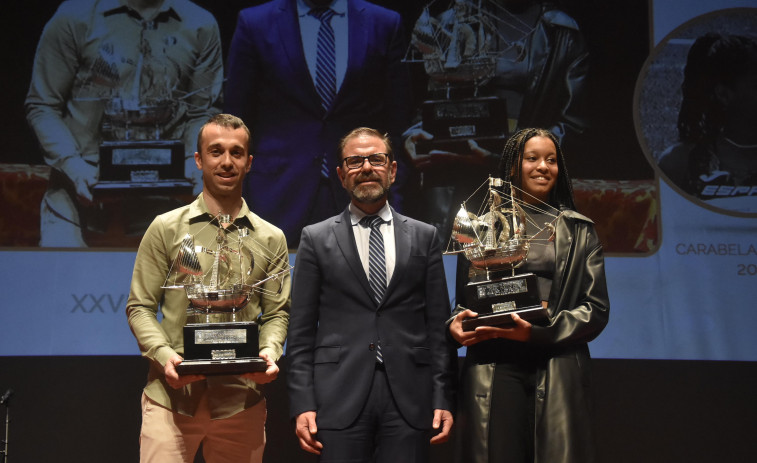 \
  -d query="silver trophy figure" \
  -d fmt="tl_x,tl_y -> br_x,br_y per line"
447,177 -> 554,330
163,213 -> 291,375
406,0 -> 515,156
